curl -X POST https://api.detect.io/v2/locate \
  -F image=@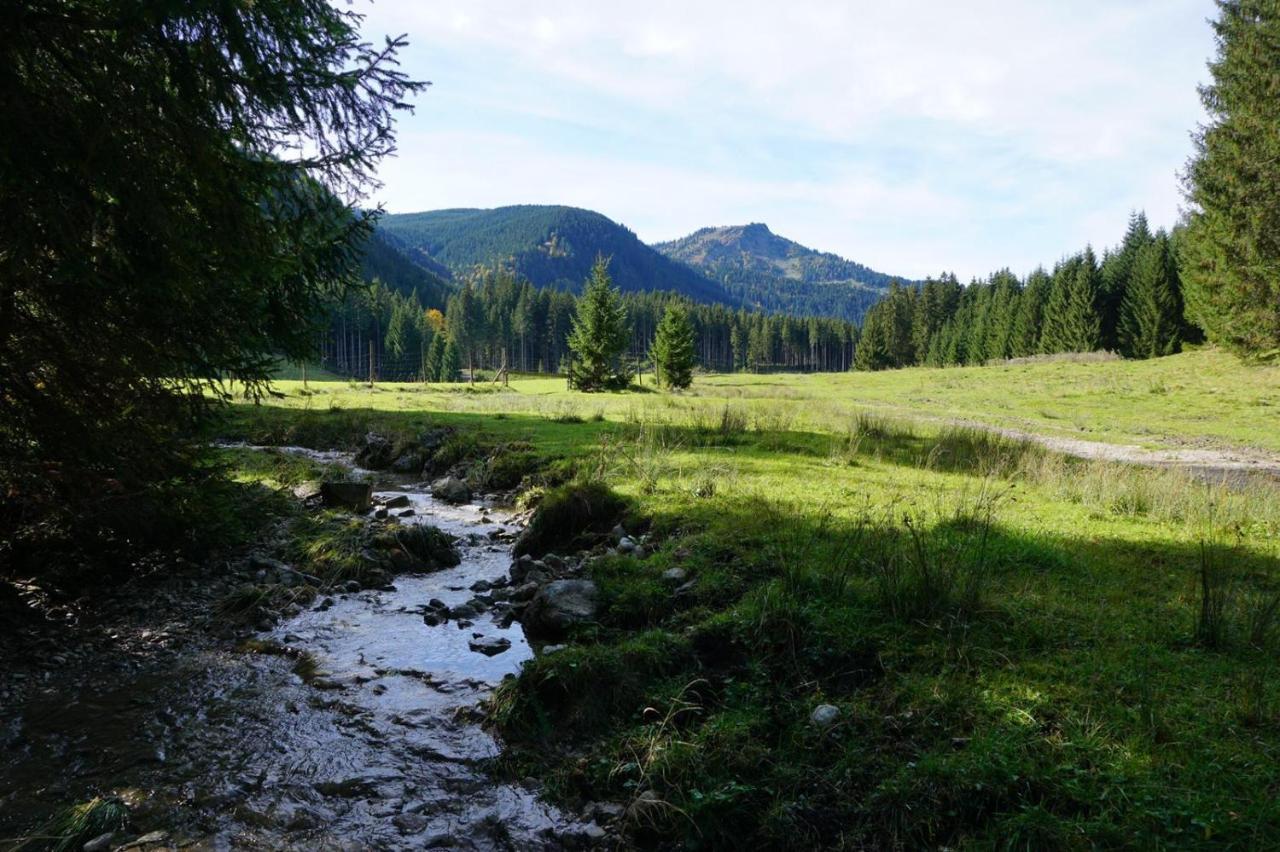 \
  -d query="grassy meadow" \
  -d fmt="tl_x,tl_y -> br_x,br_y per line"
256,347 -> 1280,453
217,347 -> 1280,848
